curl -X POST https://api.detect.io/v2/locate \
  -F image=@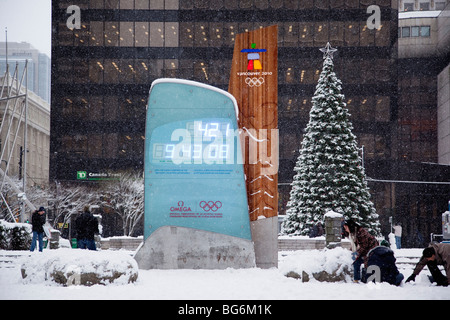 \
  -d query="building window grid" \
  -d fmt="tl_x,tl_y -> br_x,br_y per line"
399,25 -> 431,38
54,2 -> 396,161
